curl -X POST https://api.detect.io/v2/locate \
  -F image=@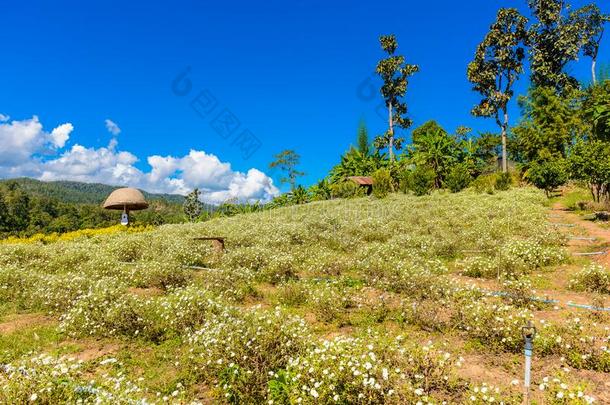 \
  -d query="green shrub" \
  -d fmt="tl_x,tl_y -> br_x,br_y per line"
500,278 -> 536,308
271,335 -> 459,403
494,172 -> 512,191
568,265 -> 610,294
188,308 -> 311,403
460,256 -> 498,279
527,159 -> 568,197
471,174 -> 496,194
59,284 -> 223,340
276,281 -> 308,306
445,164 -> 472,193
0,355 -> 158,403
330,181 -> 364,199
397,168 -> 416,193
411,166 -> 435,196
372,168 -> 393,198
